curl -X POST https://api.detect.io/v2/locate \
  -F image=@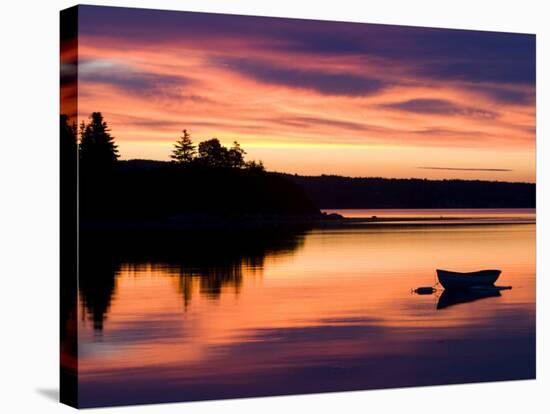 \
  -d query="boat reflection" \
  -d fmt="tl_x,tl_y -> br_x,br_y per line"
436,288 -> 501,310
